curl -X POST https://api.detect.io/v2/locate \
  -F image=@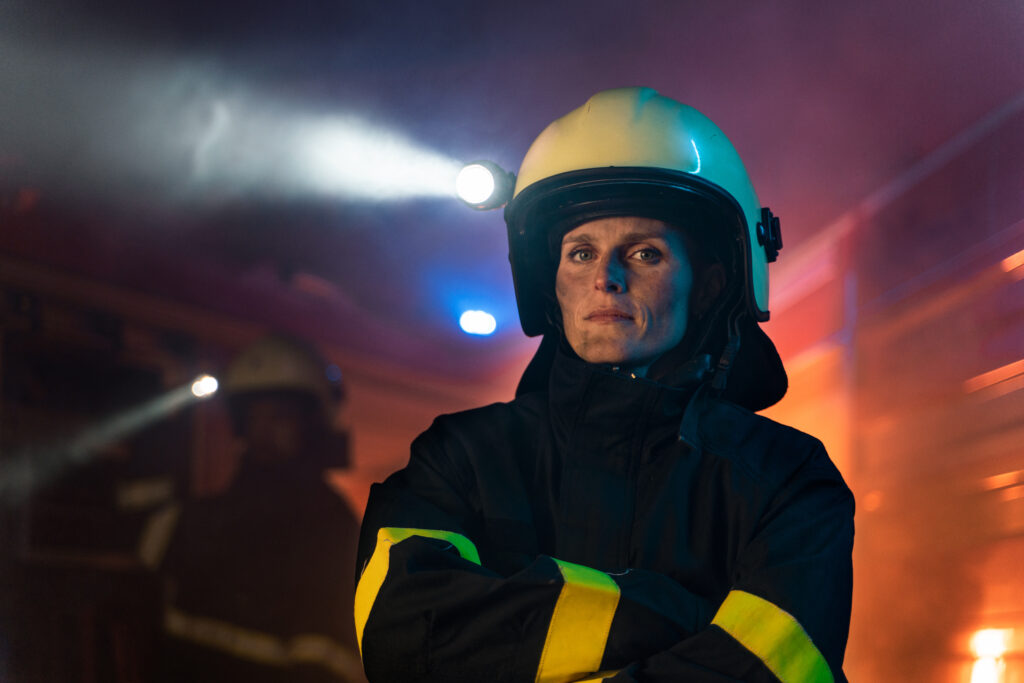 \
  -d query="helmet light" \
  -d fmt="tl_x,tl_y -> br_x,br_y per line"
456,160 -> 515,210
191,374 -> 219,398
